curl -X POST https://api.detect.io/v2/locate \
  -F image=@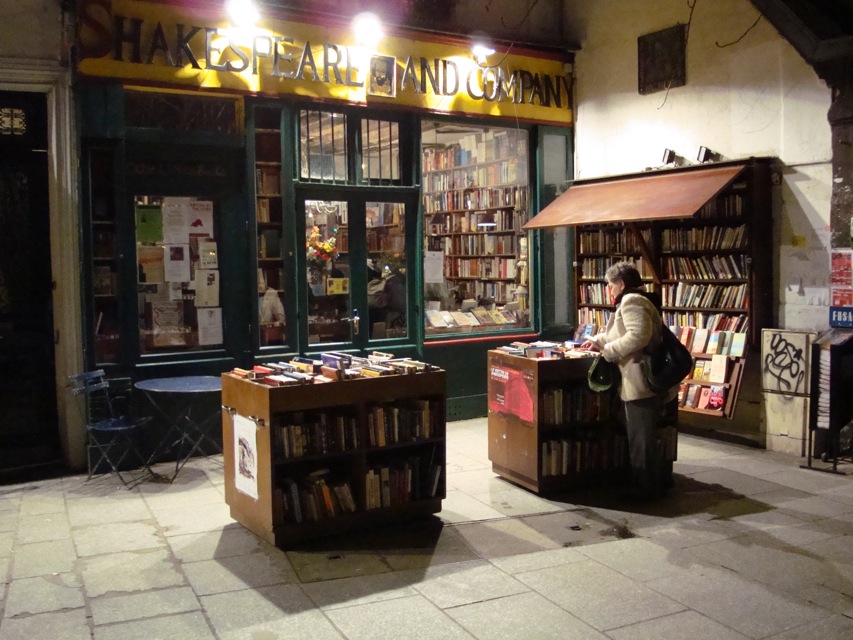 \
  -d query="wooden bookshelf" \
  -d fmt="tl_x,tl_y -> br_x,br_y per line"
486,350 -> 677,494
421,128 -> 531,330
572,159 -> 772,420
86,146 -> 121,364
253,107 -> 286,347
221,369 -> 446,546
